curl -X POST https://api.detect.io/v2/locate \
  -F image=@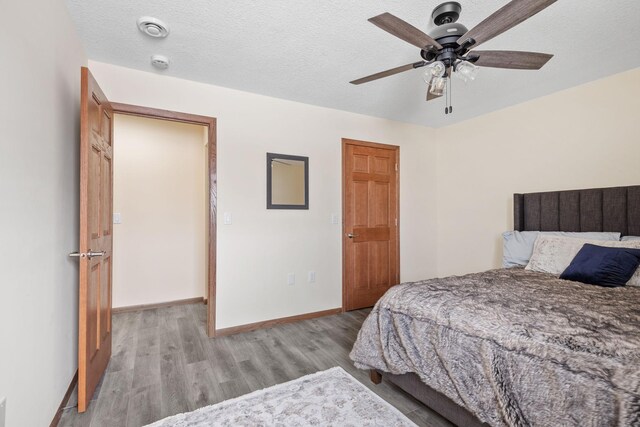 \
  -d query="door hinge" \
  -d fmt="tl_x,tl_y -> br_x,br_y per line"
395,218 -> 398,226
395,163 -> 398,171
